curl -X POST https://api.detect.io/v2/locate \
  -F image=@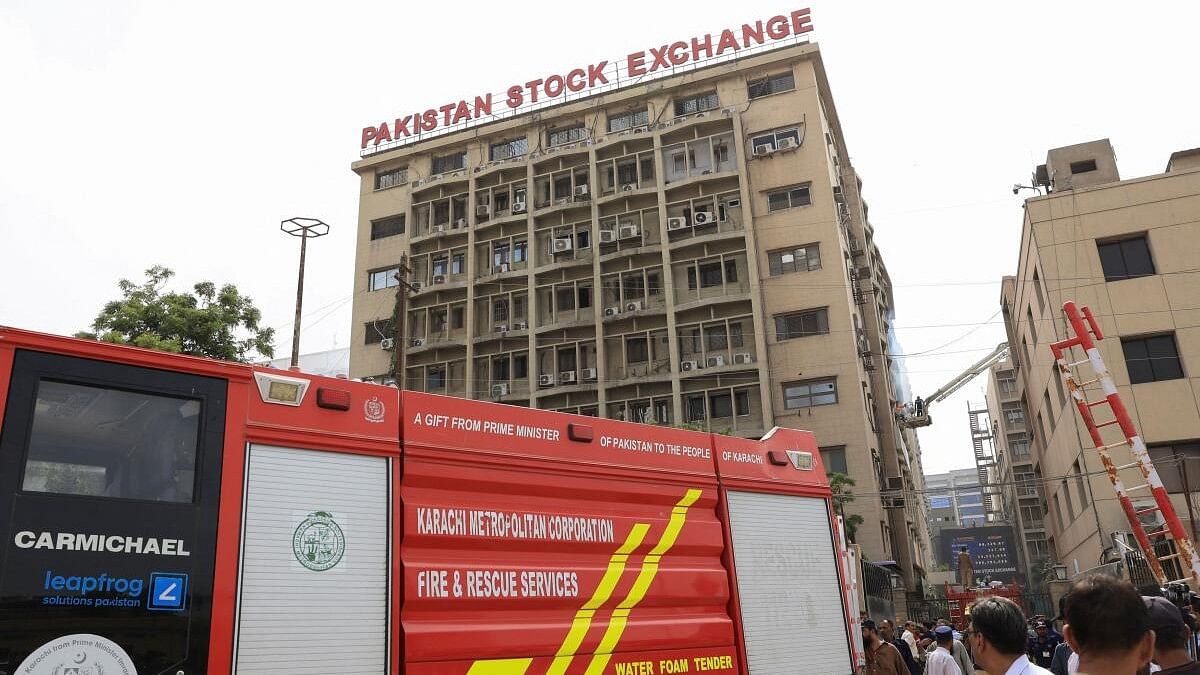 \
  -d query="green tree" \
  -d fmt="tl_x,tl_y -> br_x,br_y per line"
828,471 -> 865,542
77,265 -> 275,362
